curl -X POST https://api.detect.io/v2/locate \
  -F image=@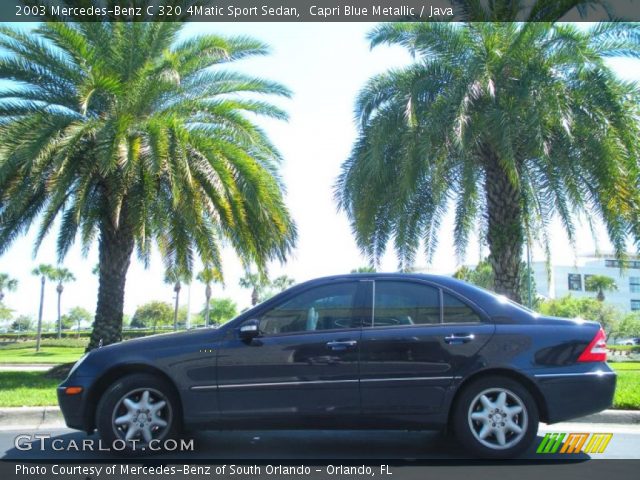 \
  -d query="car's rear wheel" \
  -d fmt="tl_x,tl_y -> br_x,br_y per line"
96,373 -> 180,454
452,376 -> 539,458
